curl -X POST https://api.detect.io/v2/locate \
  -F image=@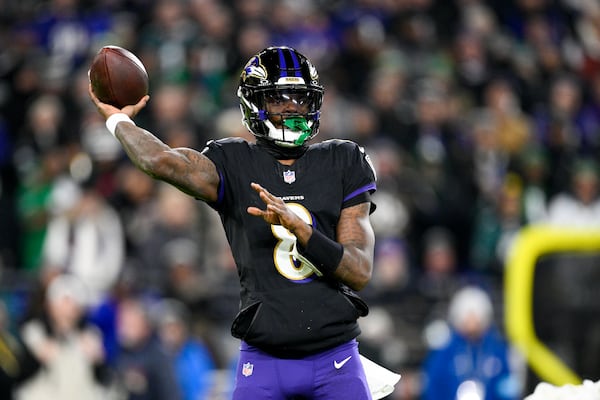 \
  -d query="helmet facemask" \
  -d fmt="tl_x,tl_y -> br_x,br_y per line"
238,47 -> 324,148
250,87 -> 321,147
